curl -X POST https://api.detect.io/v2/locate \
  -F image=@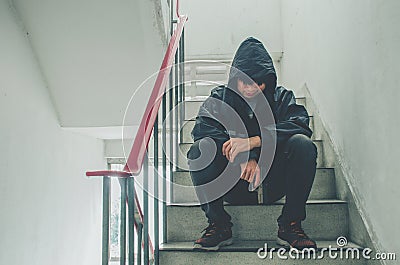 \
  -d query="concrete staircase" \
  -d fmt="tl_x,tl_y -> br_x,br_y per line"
159,60 -> 368,264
